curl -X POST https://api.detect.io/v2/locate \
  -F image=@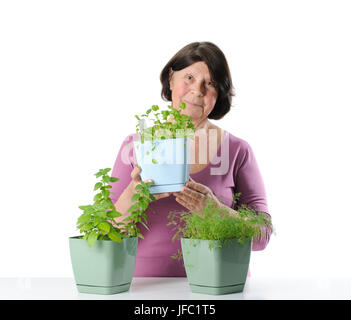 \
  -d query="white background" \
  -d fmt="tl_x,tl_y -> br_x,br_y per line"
1,0 -> 350,279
